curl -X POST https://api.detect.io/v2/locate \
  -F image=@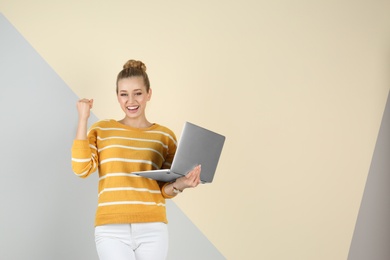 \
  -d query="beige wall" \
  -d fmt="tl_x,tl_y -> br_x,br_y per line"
2,0 -> 389,259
